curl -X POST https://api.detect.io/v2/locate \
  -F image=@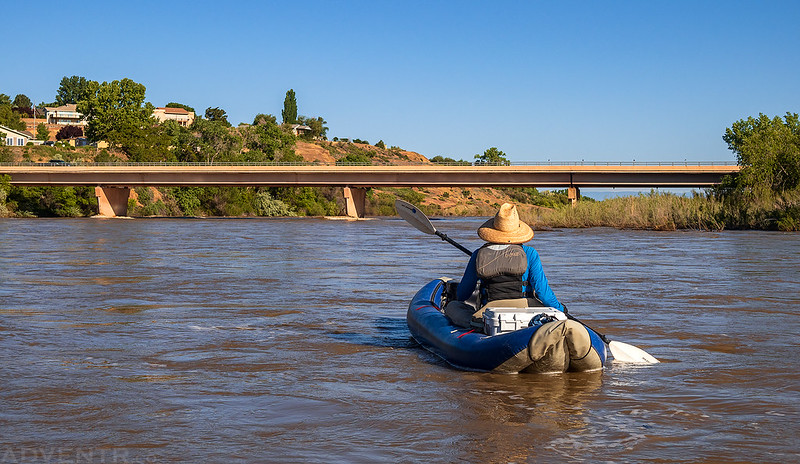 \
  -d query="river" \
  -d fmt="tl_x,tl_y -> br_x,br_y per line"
1,218 -> 798,463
